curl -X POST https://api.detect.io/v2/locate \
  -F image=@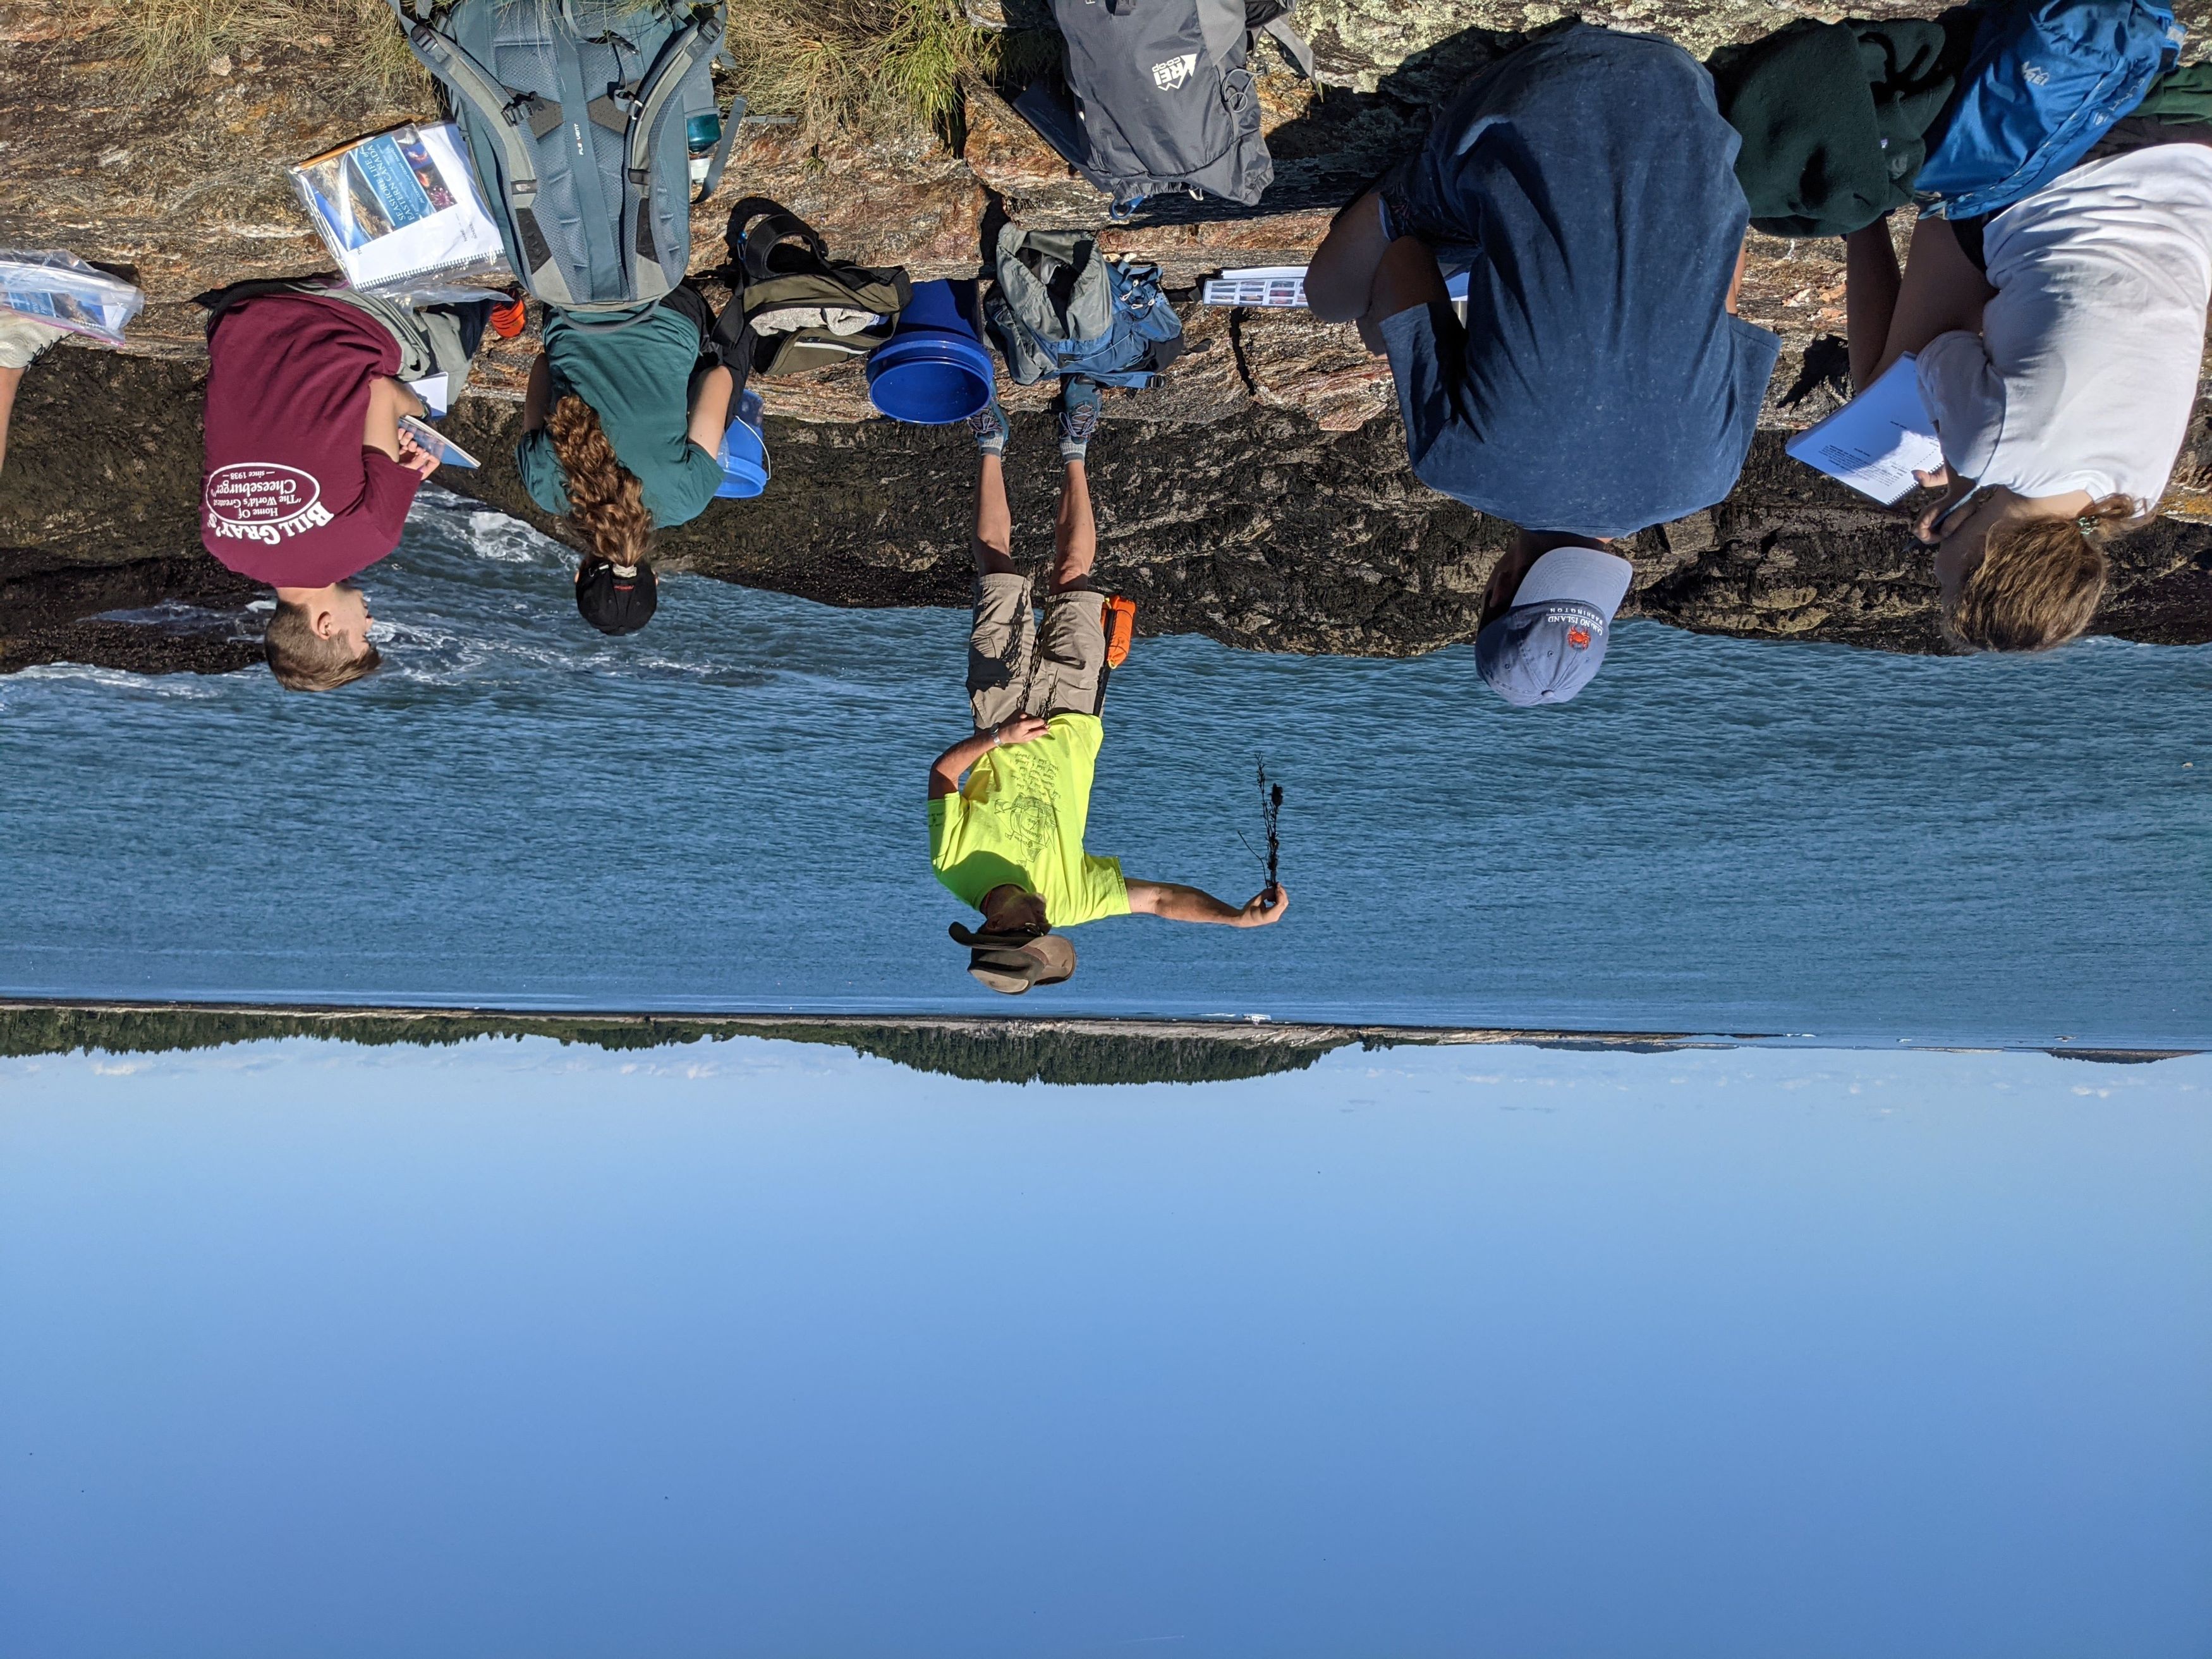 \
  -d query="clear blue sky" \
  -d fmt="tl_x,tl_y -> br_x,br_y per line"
3,1038 -> 2207,1656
